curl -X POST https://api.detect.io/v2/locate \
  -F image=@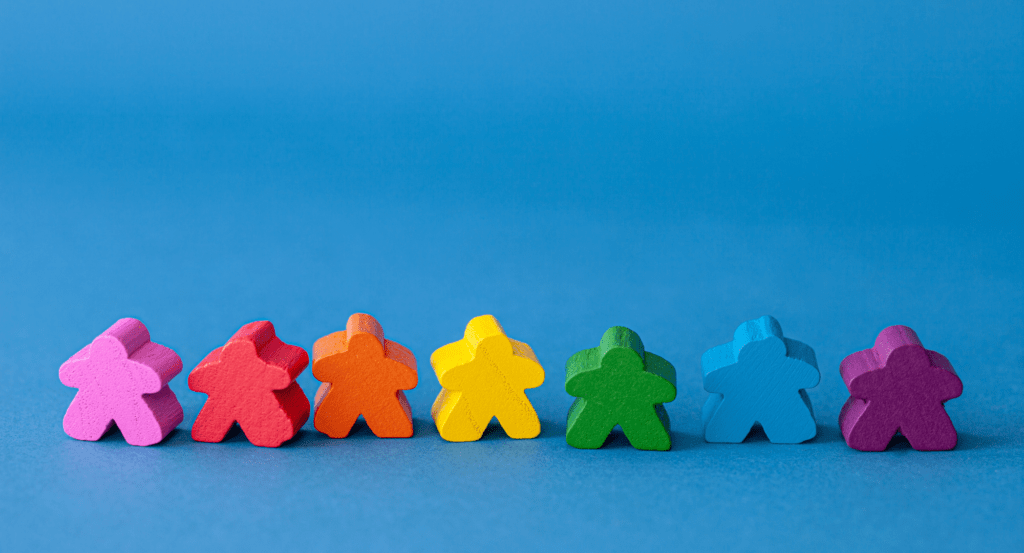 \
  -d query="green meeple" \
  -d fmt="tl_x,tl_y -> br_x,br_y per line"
565,327 -> 676,450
